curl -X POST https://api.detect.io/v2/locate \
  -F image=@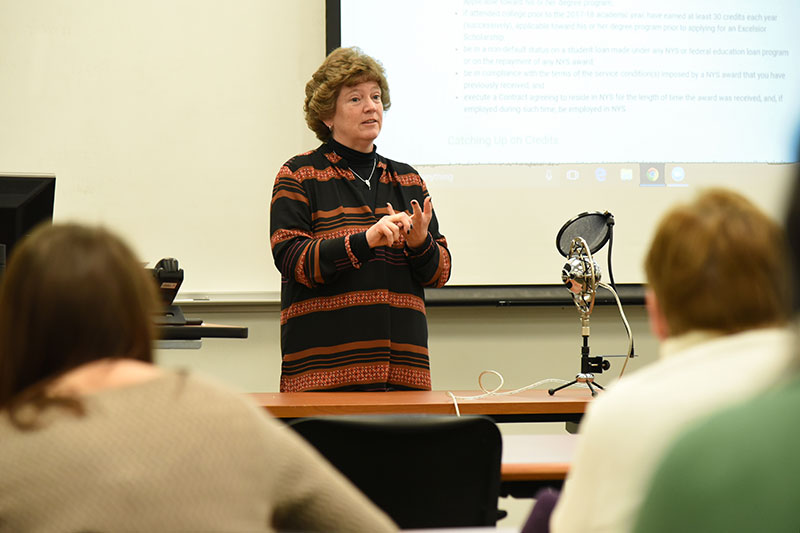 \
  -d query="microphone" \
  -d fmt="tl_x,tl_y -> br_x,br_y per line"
561,236 -> 601,320
549,211 -> 635,397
